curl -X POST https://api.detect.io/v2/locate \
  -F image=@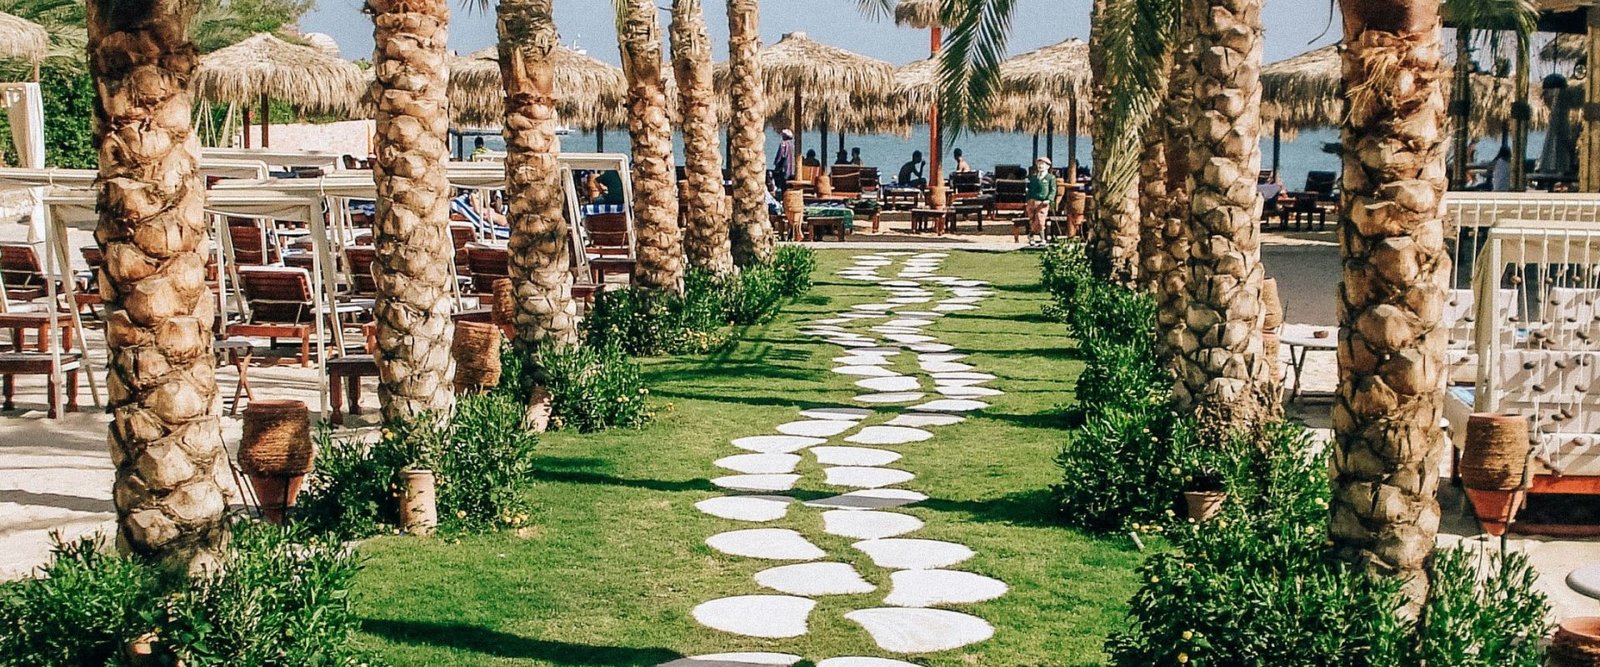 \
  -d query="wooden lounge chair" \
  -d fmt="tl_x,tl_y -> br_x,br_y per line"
858,167 -> 881,195
465,245 -> 512,295
950,171 -> 983,200
226,267 -> 358,367
0,351 -> 80,418
993,164 -> 1026,181
830,171 -> 862,198
226,218 -> 277,266
584,212 -> 636,284
344,245 -> 379,295
0,242 -> 58,304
